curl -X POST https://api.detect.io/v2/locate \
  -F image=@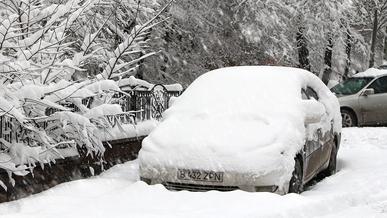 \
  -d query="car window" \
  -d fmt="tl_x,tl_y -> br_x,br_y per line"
331,77 -> 373,95
301,89 -> 308,100
305,87 -> 319,100
301,87 -> 319,100
367,76 -> 387,94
